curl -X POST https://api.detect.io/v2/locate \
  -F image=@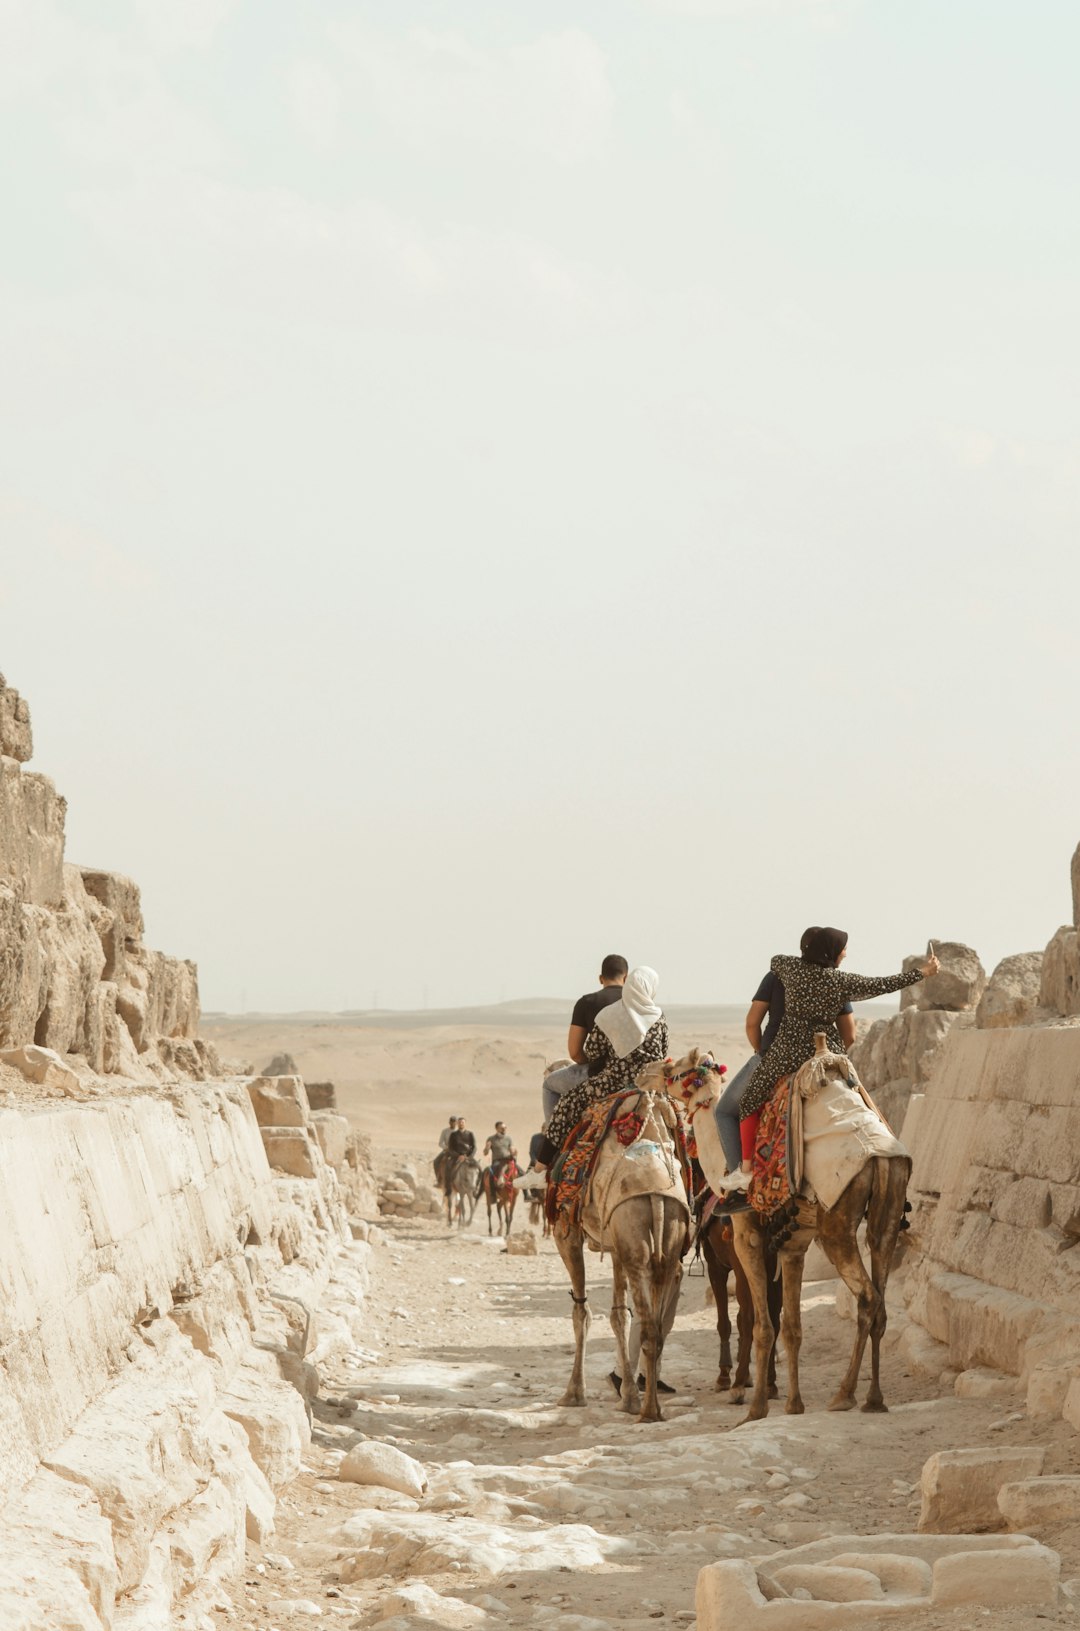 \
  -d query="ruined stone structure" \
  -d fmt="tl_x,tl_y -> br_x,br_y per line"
895,841 -> 1080,1428
0,675 -> 378,1629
